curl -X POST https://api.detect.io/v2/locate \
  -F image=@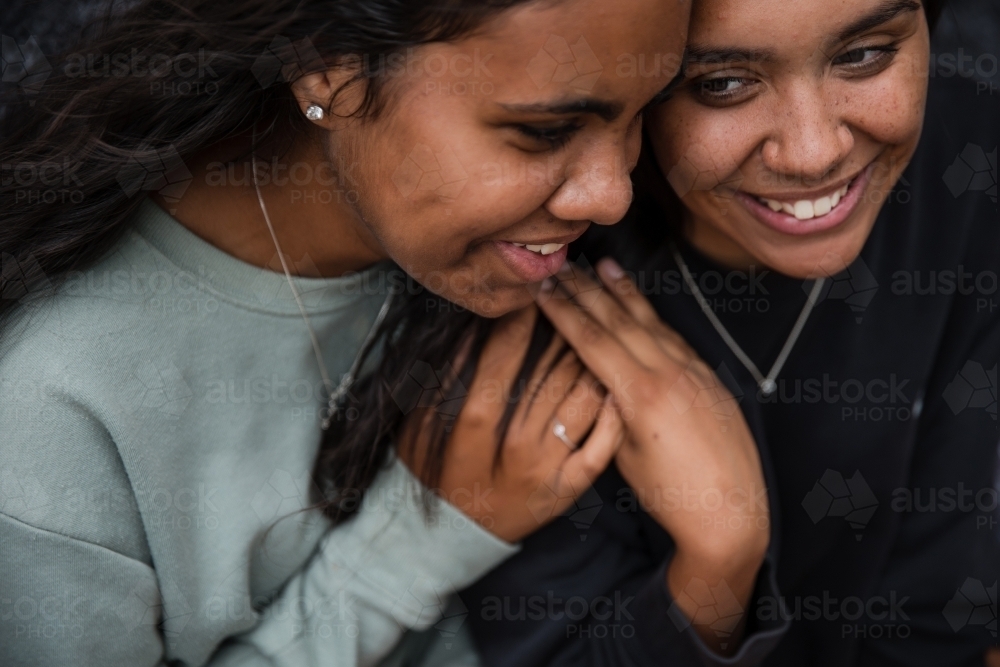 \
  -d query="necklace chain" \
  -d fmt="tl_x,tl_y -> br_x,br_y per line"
251,153 -> 393,429
671,243 -> 824,396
